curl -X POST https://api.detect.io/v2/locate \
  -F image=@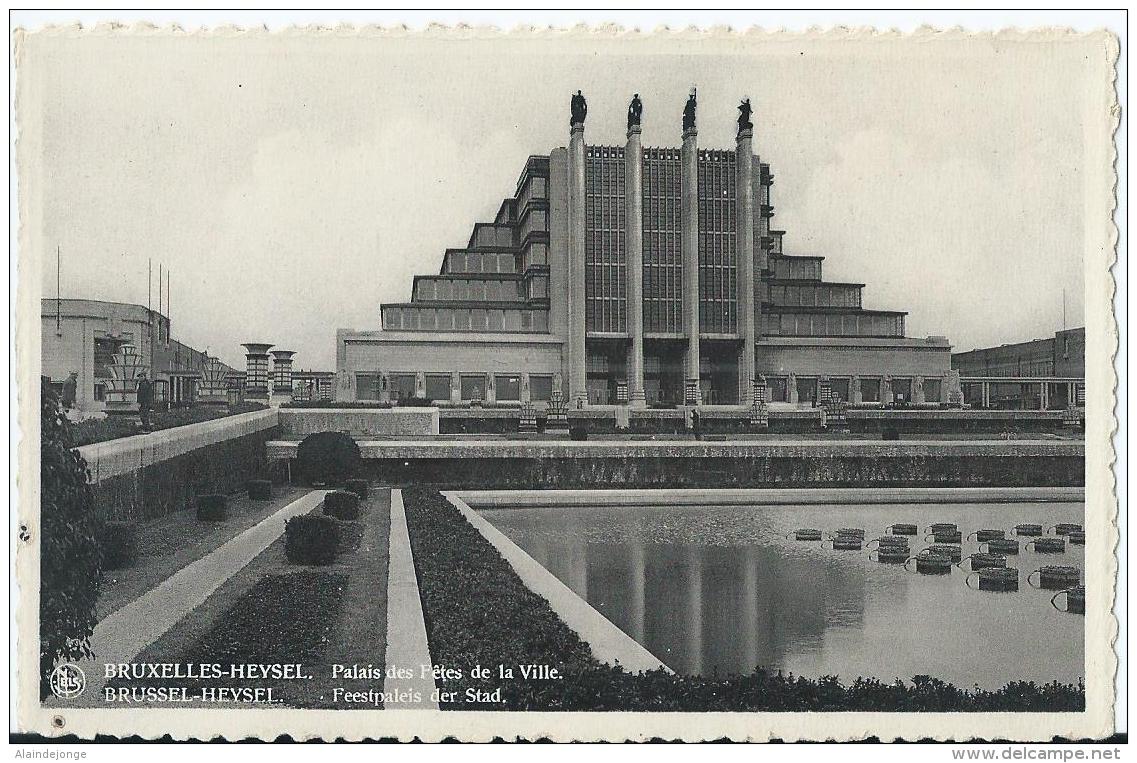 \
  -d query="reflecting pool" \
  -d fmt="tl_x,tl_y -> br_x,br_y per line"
480,501 -> 1085,689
